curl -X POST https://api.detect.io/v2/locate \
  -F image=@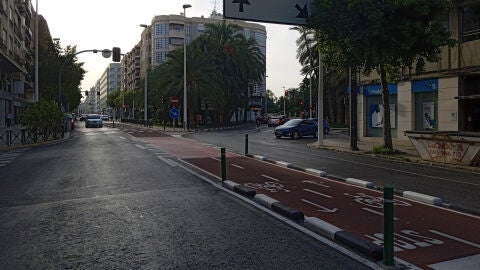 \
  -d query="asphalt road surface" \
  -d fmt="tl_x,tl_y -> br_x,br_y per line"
0,125 -> 377,269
